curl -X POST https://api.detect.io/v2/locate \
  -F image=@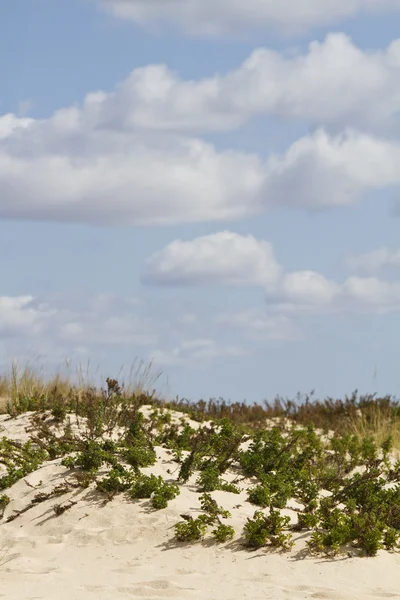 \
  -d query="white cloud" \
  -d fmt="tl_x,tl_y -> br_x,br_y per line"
346,247 -> 400,273
93,0 -> 400,37
280,271 -> 340,305
0,113 -> 265,225
0,113 -> 34,140
1,38 -> 400,227
61,315 -> 158,346
143,231 -> 400,314
215,309 -> 301,341
3,38 -> 400,226
272,275 -> 400,314
0,292 -> 247,372
2,103 -> 400,223
151,338 -> 246,368
13,35 -> 398,136
272,274 -> 400,314
263,129 -> 400,209
0,293 -> 159,348
342,277 -> 400,311
0,296 -> 45,337
142,232 -> 282,287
